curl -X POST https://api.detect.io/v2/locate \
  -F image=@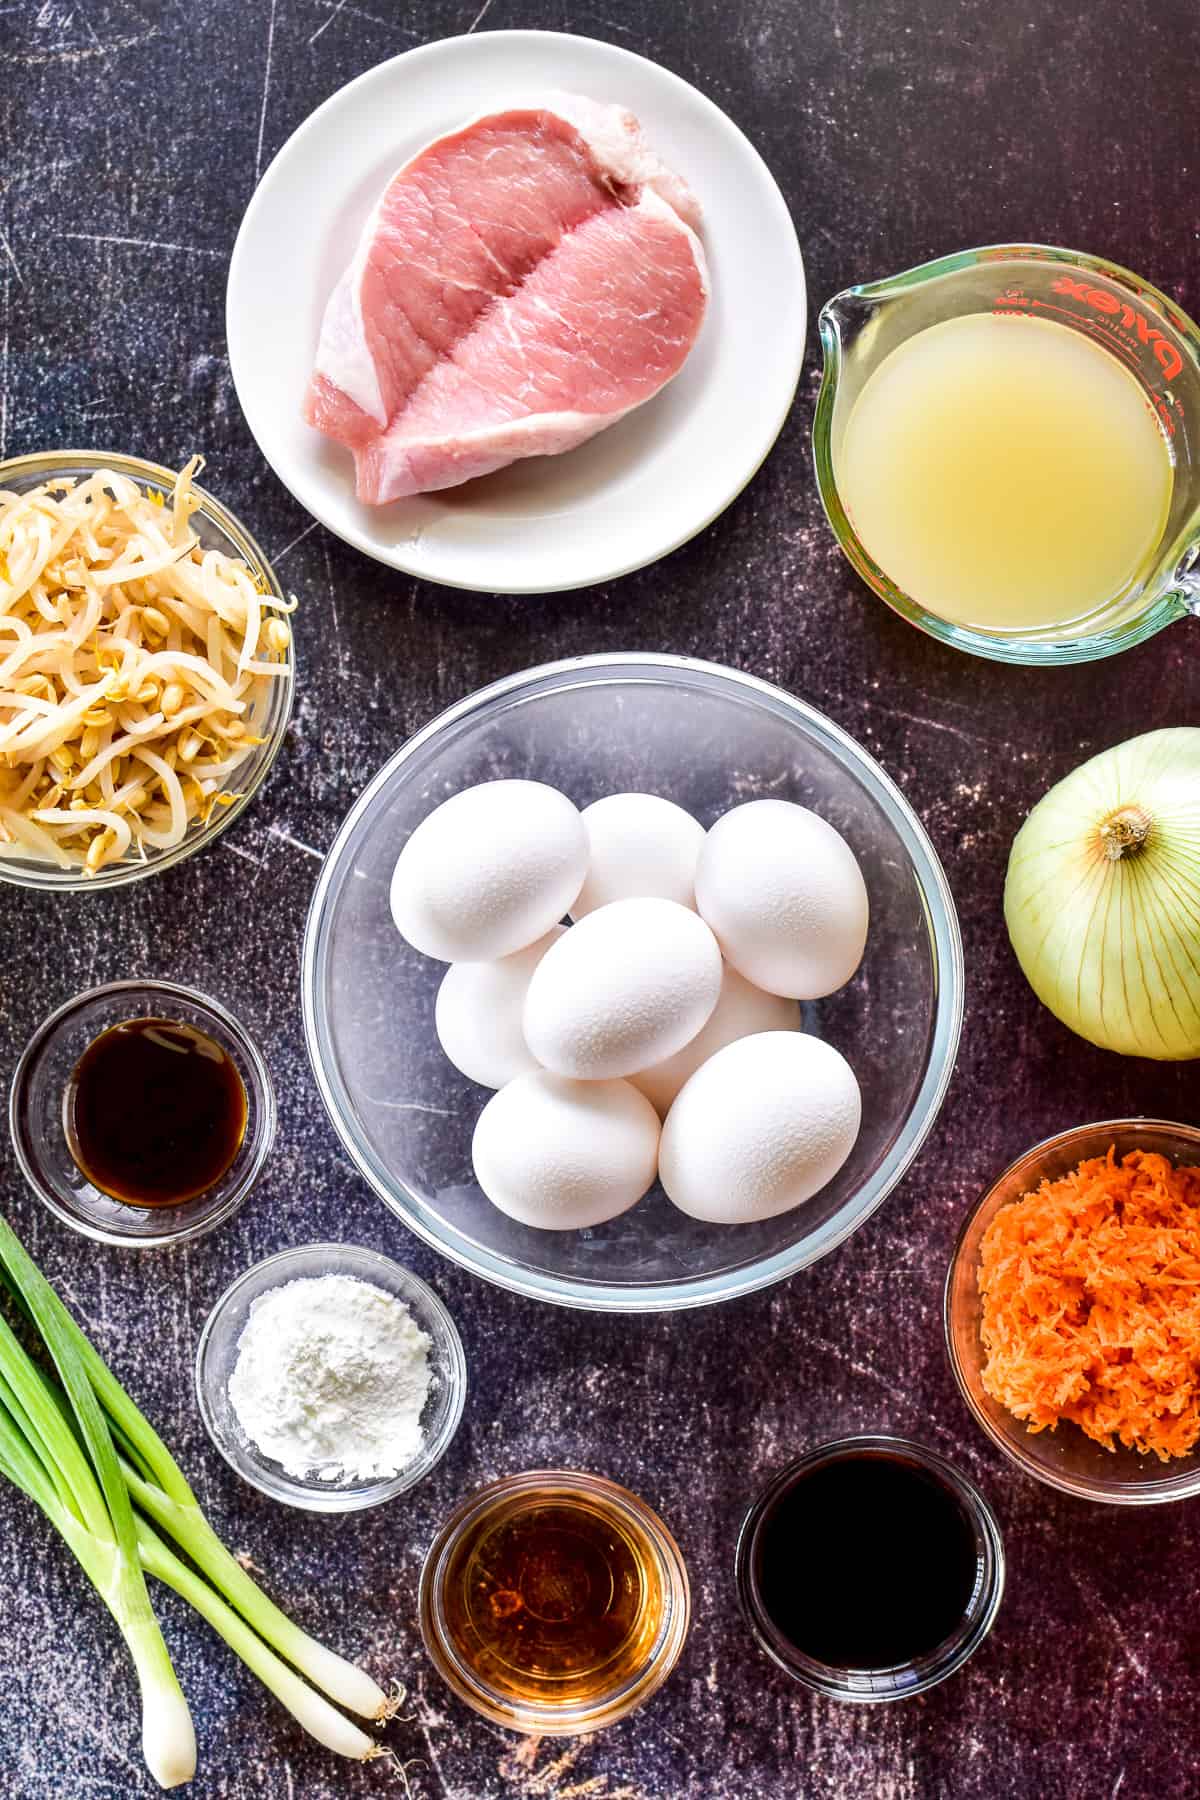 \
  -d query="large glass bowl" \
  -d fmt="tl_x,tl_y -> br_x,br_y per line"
302,655 -> 963,1311
0,451 -> 294,891
946,1119 -> 1200,1504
